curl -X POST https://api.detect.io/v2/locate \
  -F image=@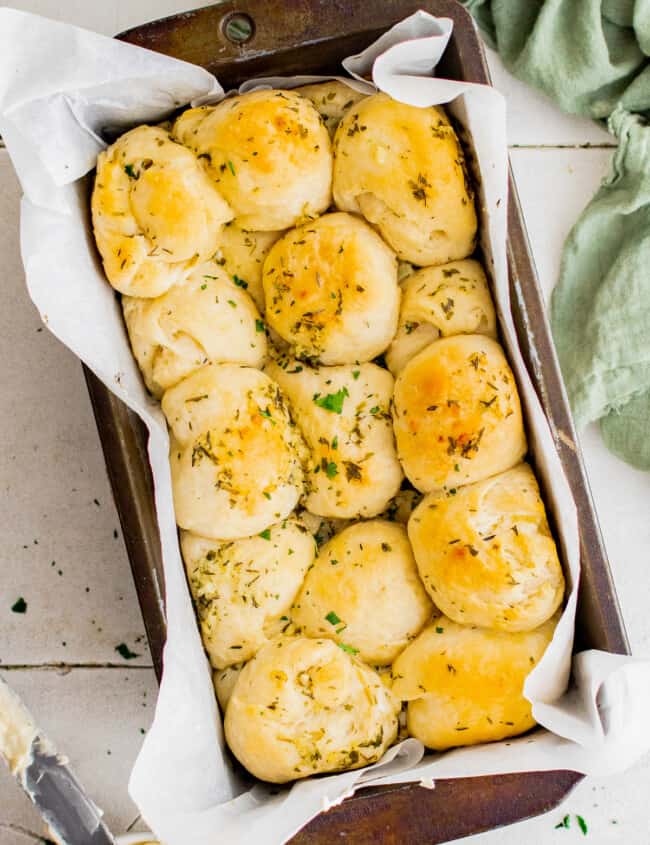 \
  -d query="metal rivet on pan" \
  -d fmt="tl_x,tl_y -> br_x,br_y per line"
222,12 -> 255,44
